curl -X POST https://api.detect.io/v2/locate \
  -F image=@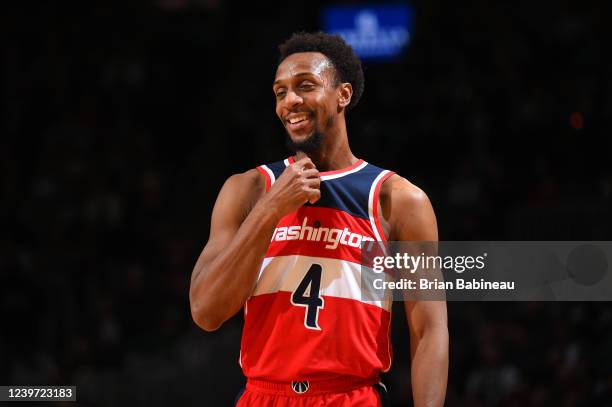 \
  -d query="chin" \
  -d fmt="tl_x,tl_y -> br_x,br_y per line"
289,131 -> 315,144
285,131 -> 324,153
